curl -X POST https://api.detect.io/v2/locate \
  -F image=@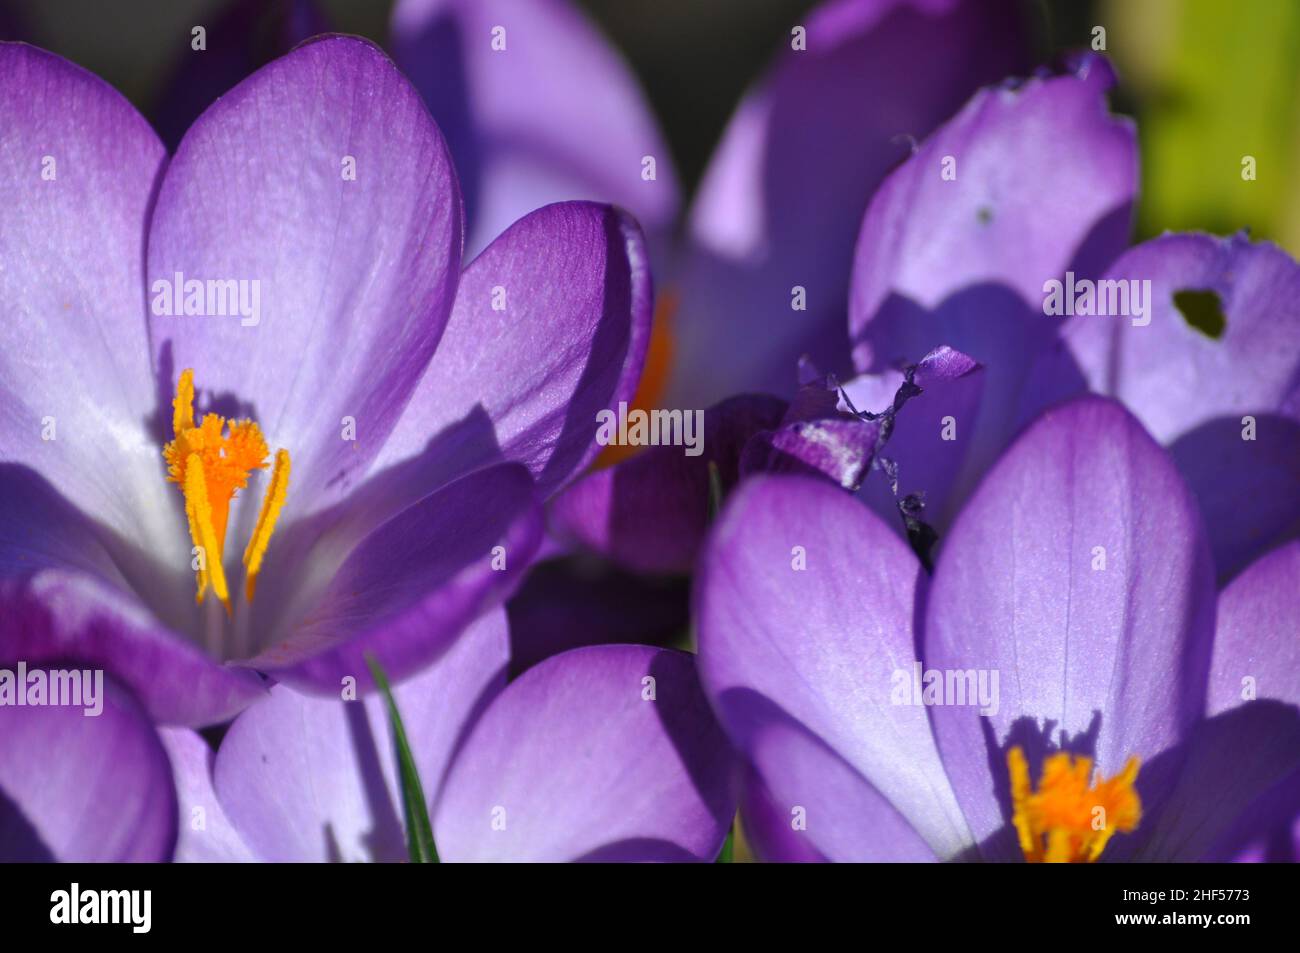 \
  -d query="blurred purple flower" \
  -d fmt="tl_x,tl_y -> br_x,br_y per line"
696,396 -> 1300,861
0,37 -> 650,726
390,0 -> 680,262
